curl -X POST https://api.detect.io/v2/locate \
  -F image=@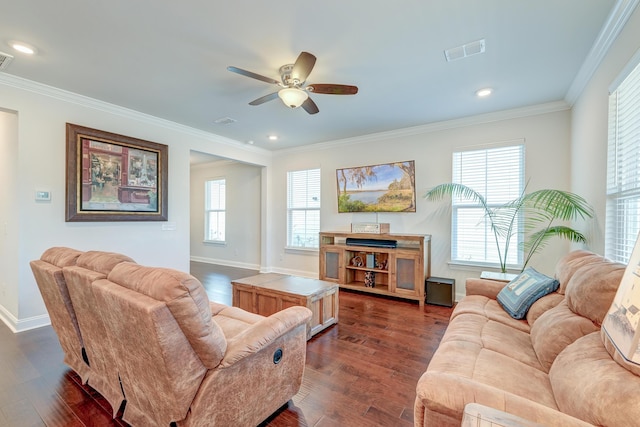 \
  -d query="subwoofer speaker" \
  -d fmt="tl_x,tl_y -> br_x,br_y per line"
425,277 -> 455,307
